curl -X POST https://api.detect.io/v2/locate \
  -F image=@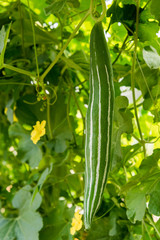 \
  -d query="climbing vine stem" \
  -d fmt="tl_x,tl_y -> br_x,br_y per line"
131,0 -> 146,158
90,0 -> 106,22
3,63 -> 36,78
40,10 -> 90,82
27,0 -> 41,92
